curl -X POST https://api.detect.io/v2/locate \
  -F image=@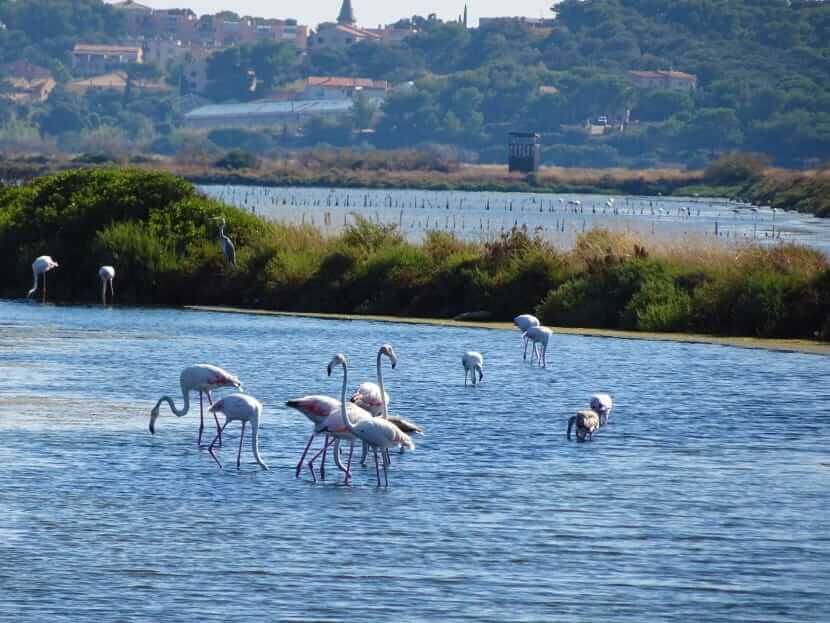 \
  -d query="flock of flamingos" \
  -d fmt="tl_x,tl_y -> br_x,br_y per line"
25,220 -> 614,487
